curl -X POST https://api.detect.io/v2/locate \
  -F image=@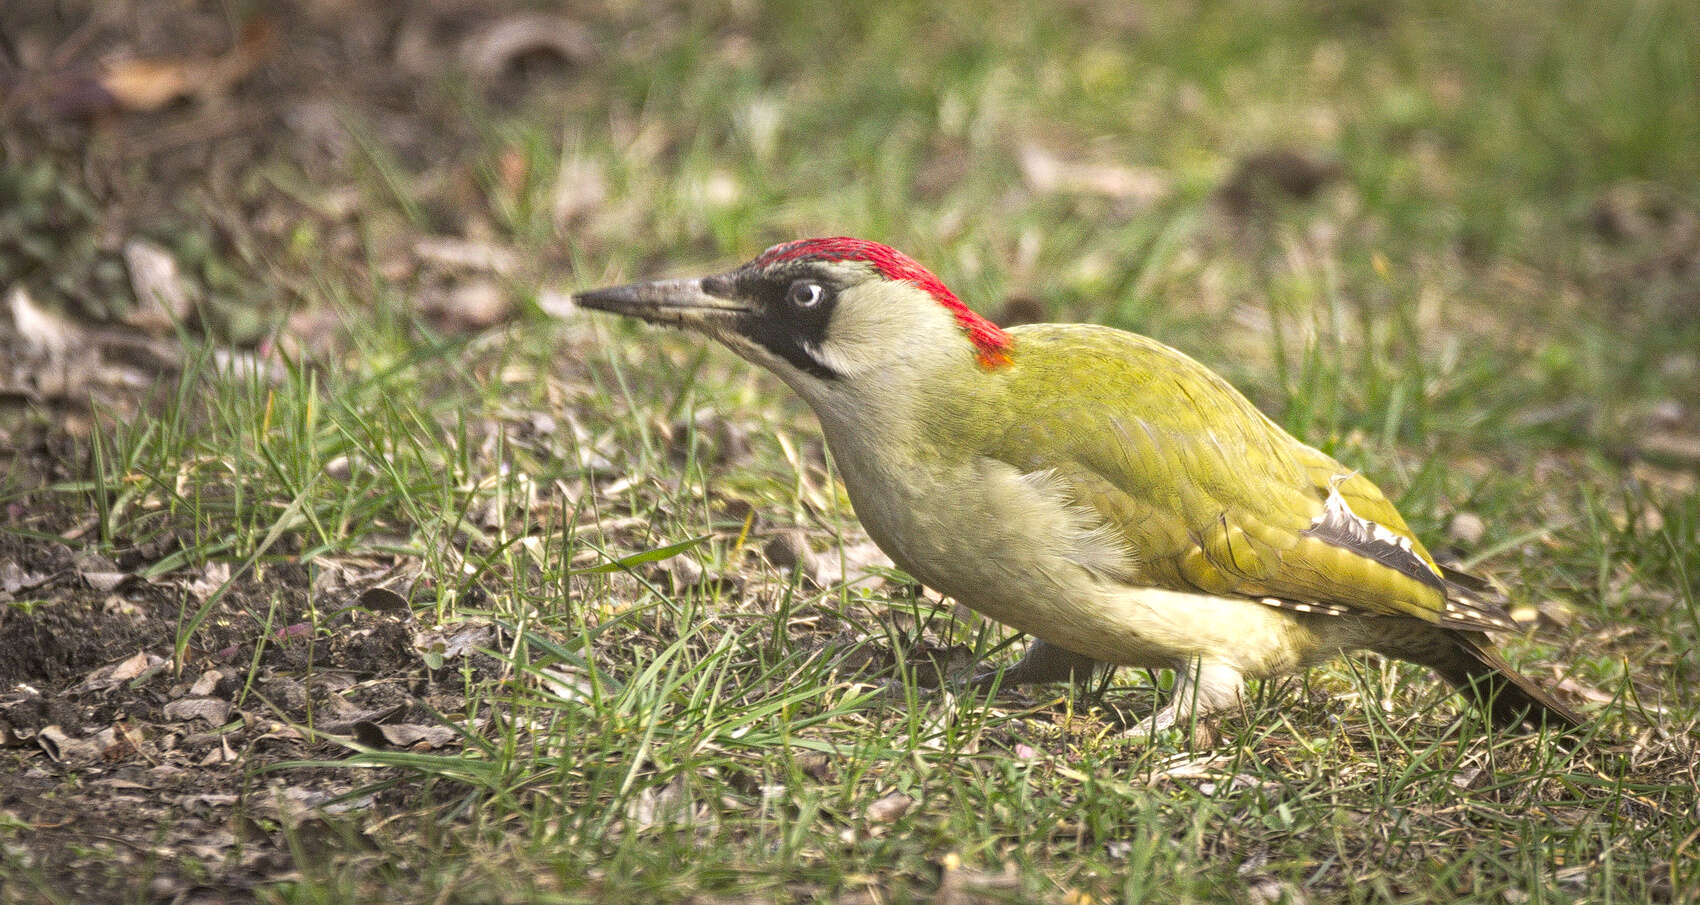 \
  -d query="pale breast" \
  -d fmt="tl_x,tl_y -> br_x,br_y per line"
831,442 -> 1372,674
